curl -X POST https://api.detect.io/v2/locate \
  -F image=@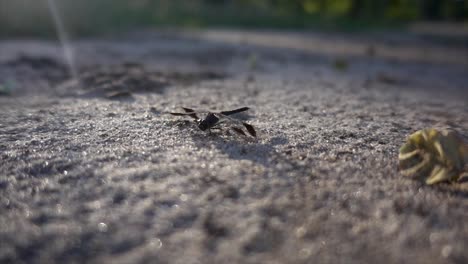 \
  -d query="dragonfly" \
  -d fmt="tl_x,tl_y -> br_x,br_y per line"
169,107 -> 256,137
